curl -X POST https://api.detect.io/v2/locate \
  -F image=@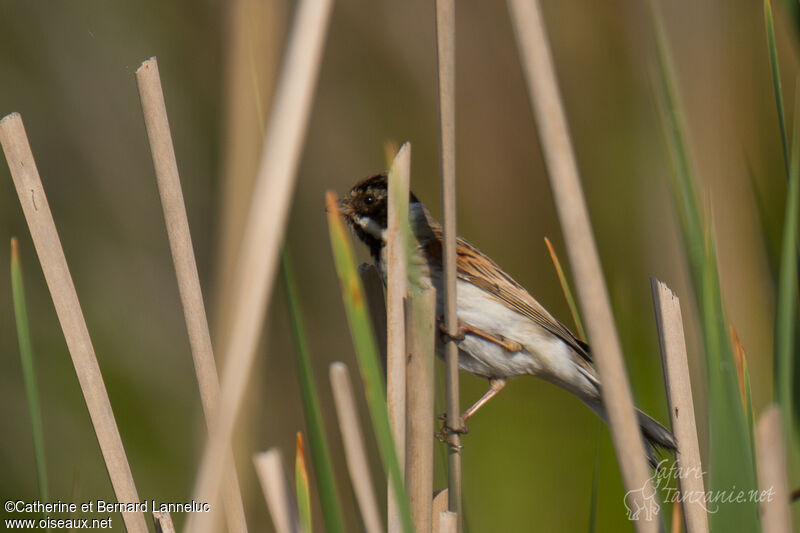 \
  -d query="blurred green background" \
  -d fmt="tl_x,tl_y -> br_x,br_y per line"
0,0 -> 790,531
